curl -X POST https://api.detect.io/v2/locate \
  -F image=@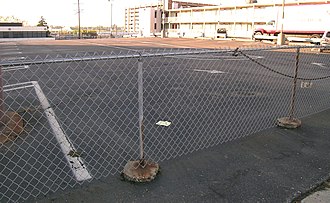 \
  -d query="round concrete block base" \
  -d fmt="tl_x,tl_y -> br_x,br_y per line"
0,111 -> 24,144
121,159 -> 160,183
277,117 -> 301,129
